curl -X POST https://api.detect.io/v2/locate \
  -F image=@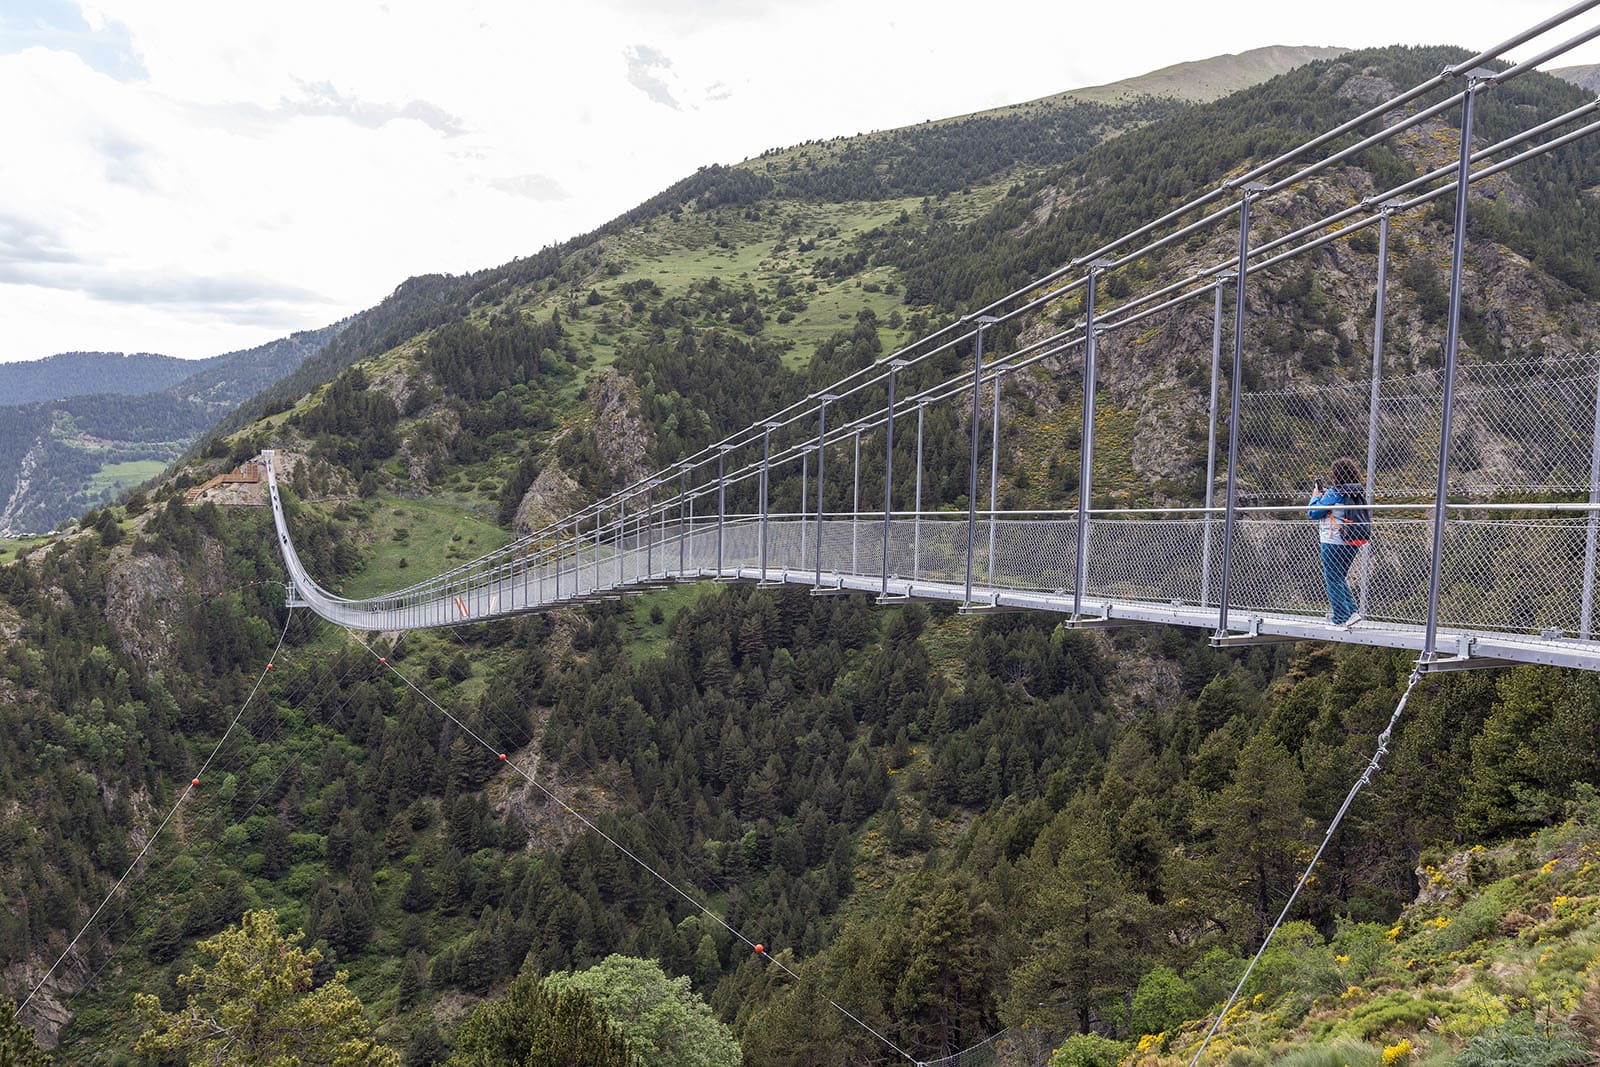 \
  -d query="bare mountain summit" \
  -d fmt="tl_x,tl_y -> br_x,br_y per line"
1057,44 -> 1351,106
